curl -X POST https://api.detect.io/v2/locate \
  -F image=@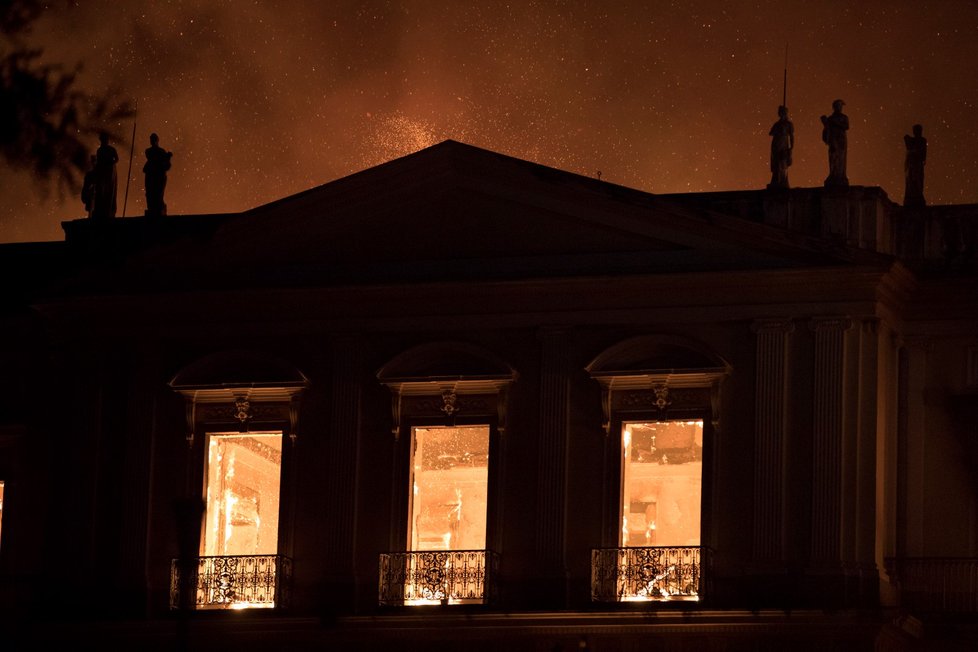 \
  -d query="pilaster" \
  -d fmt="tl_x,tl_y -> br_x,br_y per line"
322,336 -> 363,594
751,318 -> 794,564
809,316 -> 852,564
535,328 -> 571,596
